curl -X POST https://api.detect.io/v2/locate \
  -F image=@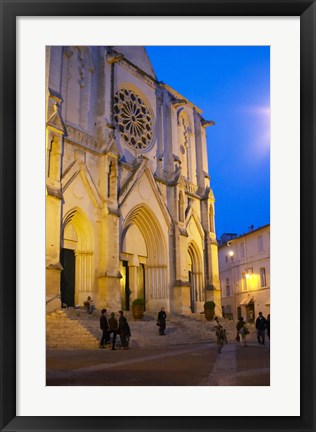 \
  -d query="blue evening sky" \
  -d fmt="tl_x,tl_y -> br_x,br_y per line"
146,46 -> 270,238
